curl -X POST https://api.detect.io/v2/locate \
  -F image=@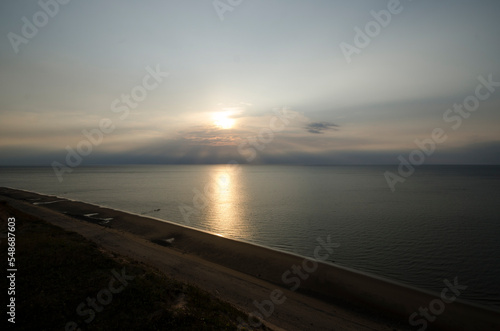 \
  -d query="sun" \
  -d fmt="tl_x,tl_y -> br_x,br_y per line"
213,111 -> 235,129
